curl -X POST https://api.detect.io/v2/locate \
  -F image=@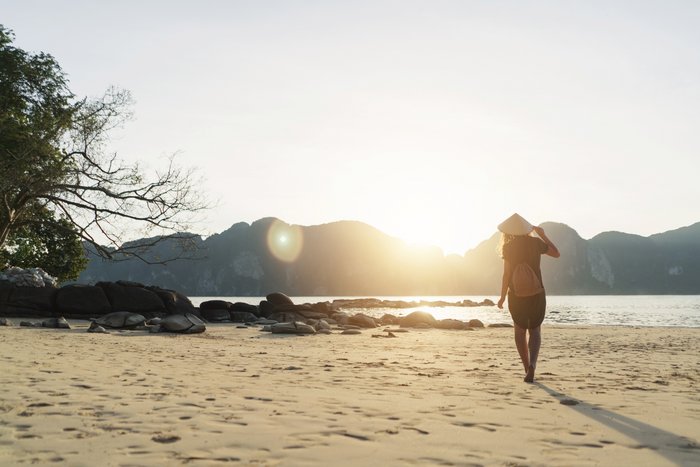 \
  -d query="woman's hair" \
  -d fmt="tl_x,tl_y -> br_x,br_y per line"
498,233 -> 516,259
